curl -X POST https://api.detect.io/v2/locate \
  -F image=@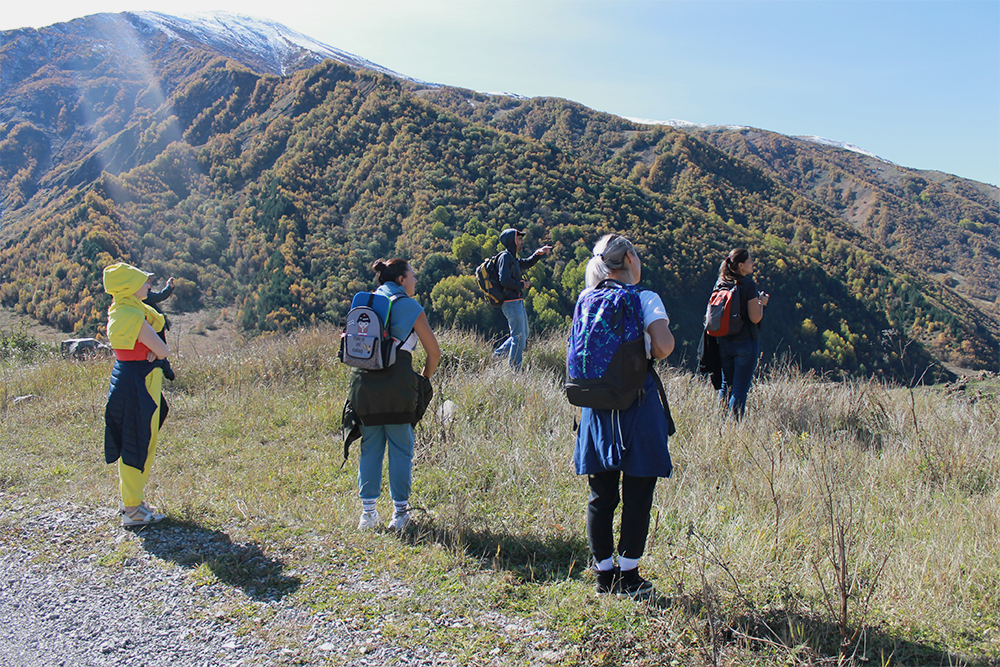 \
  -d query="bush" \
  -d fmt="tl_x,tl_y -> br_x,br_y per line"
0,322 -> 52,362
